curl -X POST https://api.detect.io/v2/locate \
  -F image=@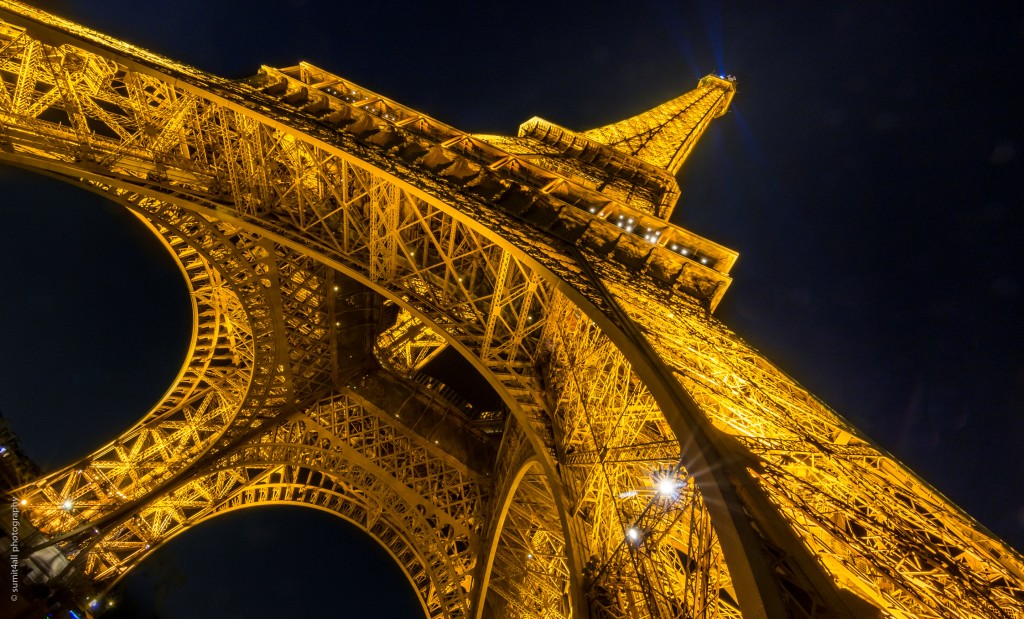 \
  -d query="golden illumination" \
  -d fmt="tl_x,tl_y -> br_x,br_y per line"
0,1 -> 1021,617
